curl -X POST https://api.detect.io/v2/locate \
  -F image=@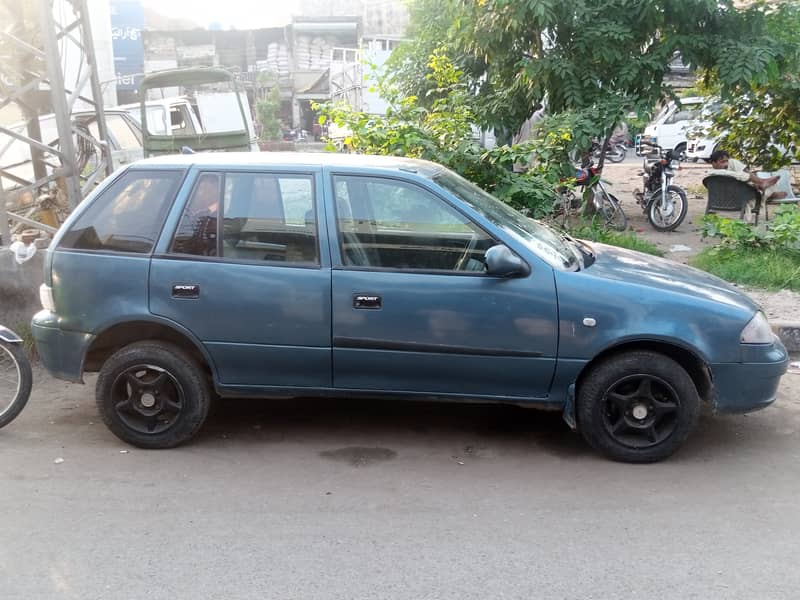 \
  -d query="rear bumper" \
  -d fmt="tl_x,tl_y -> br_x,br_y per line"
710,347 -> 789,414
31,310 -> 93,383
